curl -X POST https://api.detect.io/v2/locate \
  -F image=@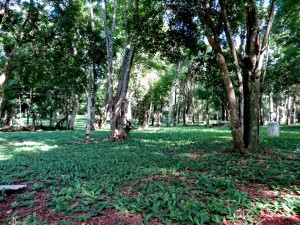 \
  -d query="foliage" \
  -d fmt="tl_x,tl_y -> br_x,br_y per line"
0,117 -> 299,224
